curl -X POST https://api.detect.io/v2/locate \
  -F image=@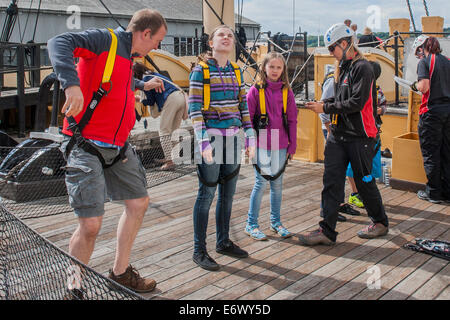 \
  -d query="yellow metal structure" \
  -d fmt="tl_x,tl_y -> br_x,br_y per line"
134,51 -> 192,88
